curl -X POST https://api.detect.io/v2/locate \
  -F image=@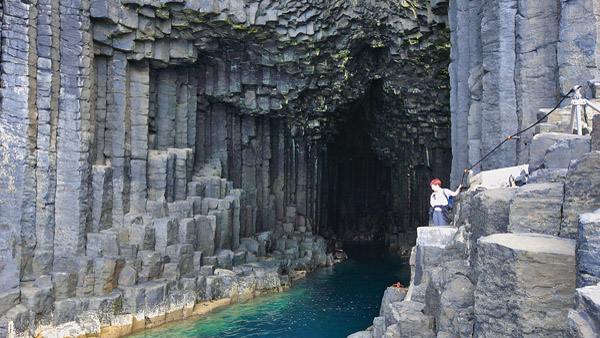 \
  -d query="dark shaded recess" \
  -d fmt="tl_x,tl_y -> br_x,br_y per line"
325,83 -> 393,242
